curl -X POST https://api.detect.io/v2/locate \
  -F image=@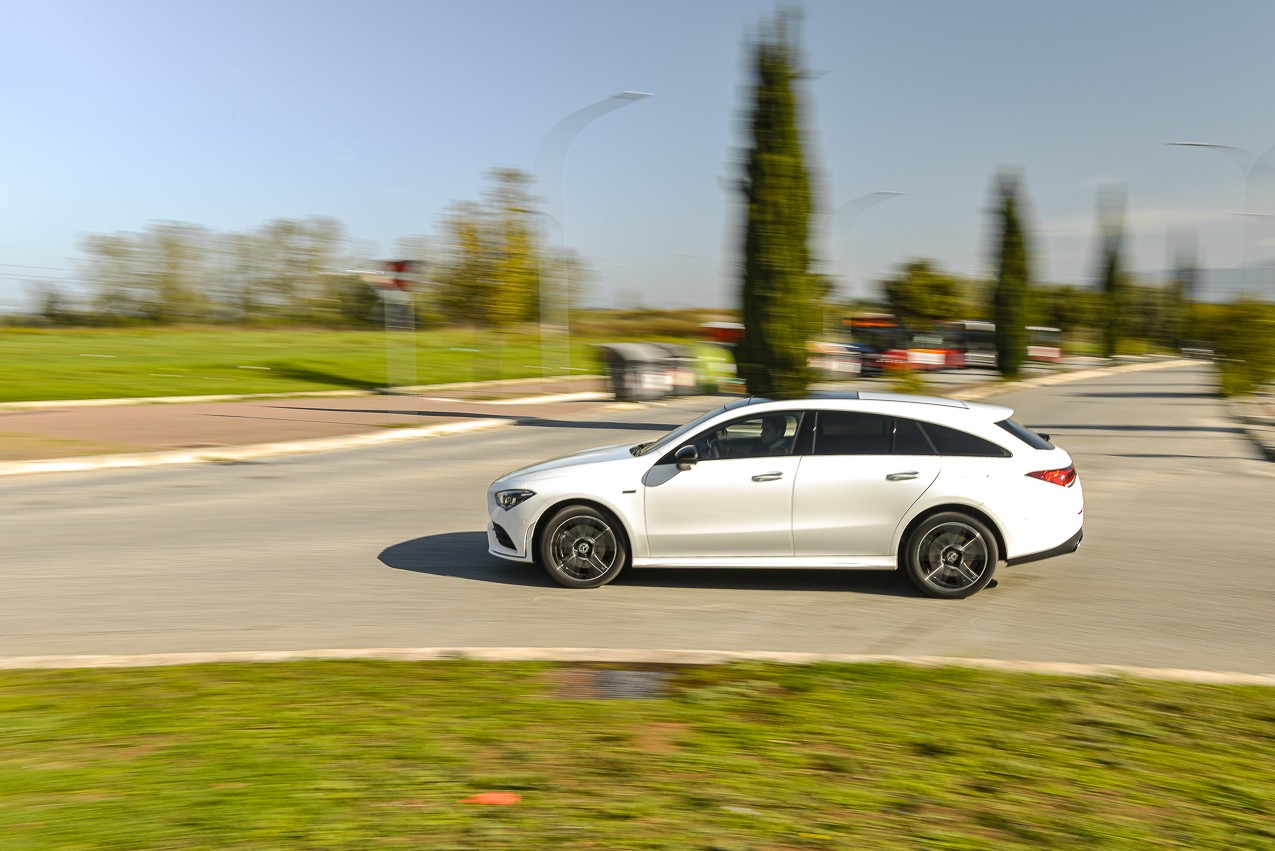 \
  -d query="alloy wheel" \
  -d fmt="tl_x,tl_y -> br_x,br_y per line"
549,515 -> 620,581
914,521 -> 990,593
